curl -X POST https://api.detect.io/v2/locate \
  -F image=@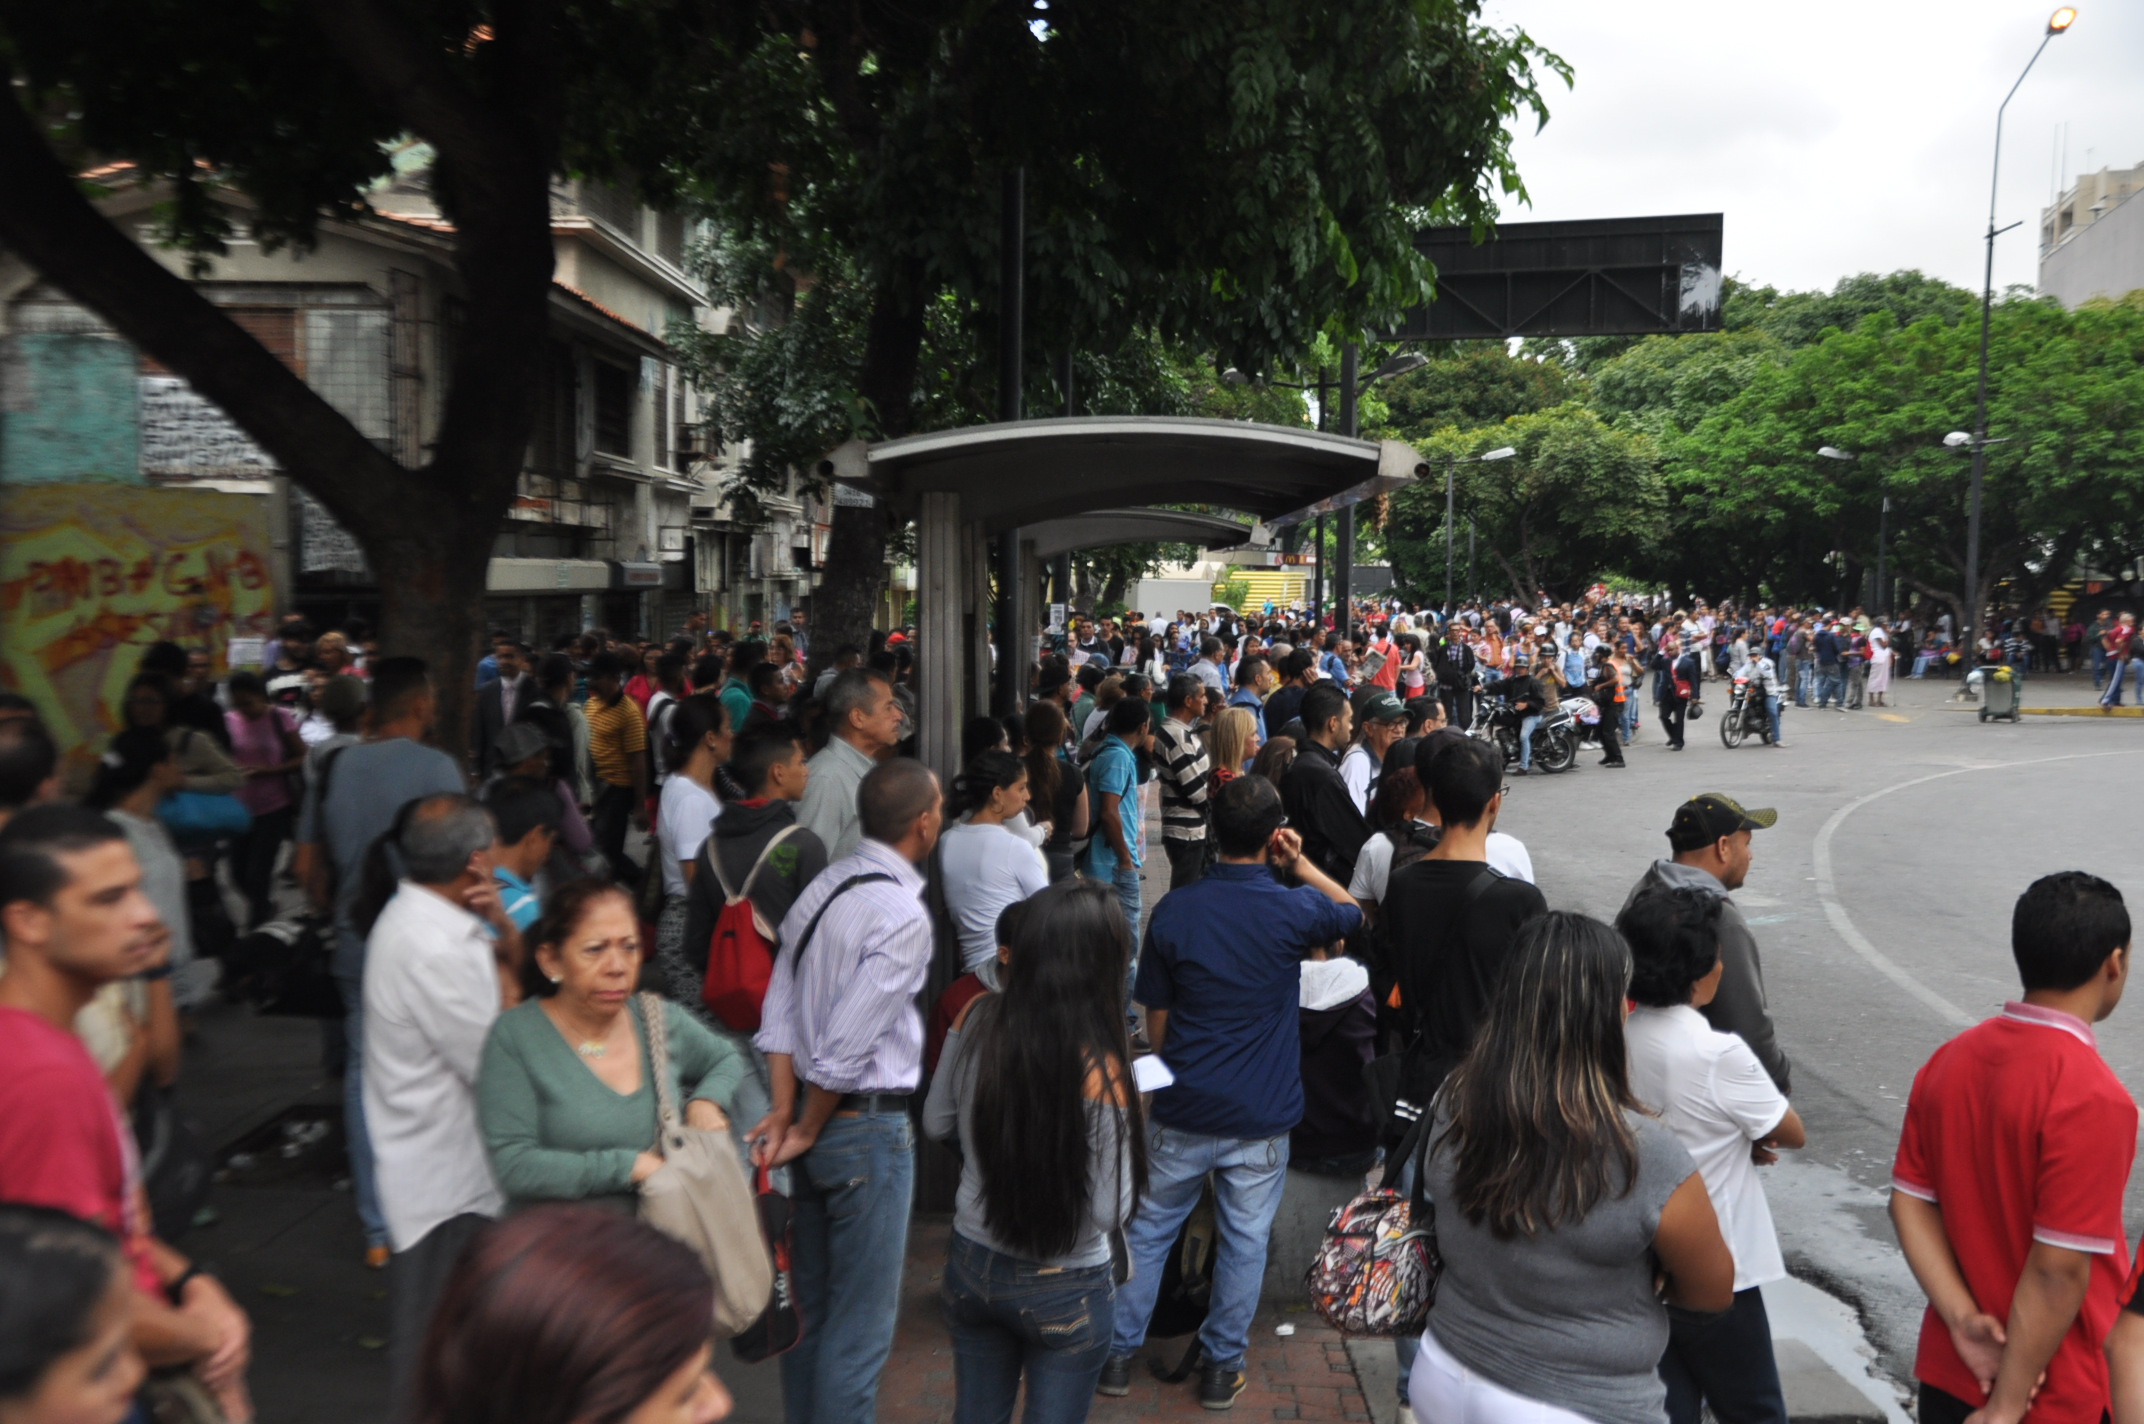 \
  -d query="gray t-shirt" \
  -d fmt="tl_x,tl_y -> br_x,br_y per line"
296,737 -> 466,979
1422,1106 -> 1697,1424
922,1009 -> 1132,1270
